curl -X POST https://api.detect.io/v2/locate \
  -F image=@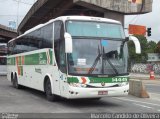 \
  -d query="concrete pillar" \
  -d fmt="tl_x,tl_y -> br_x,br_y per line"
104,10 -> 124,26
